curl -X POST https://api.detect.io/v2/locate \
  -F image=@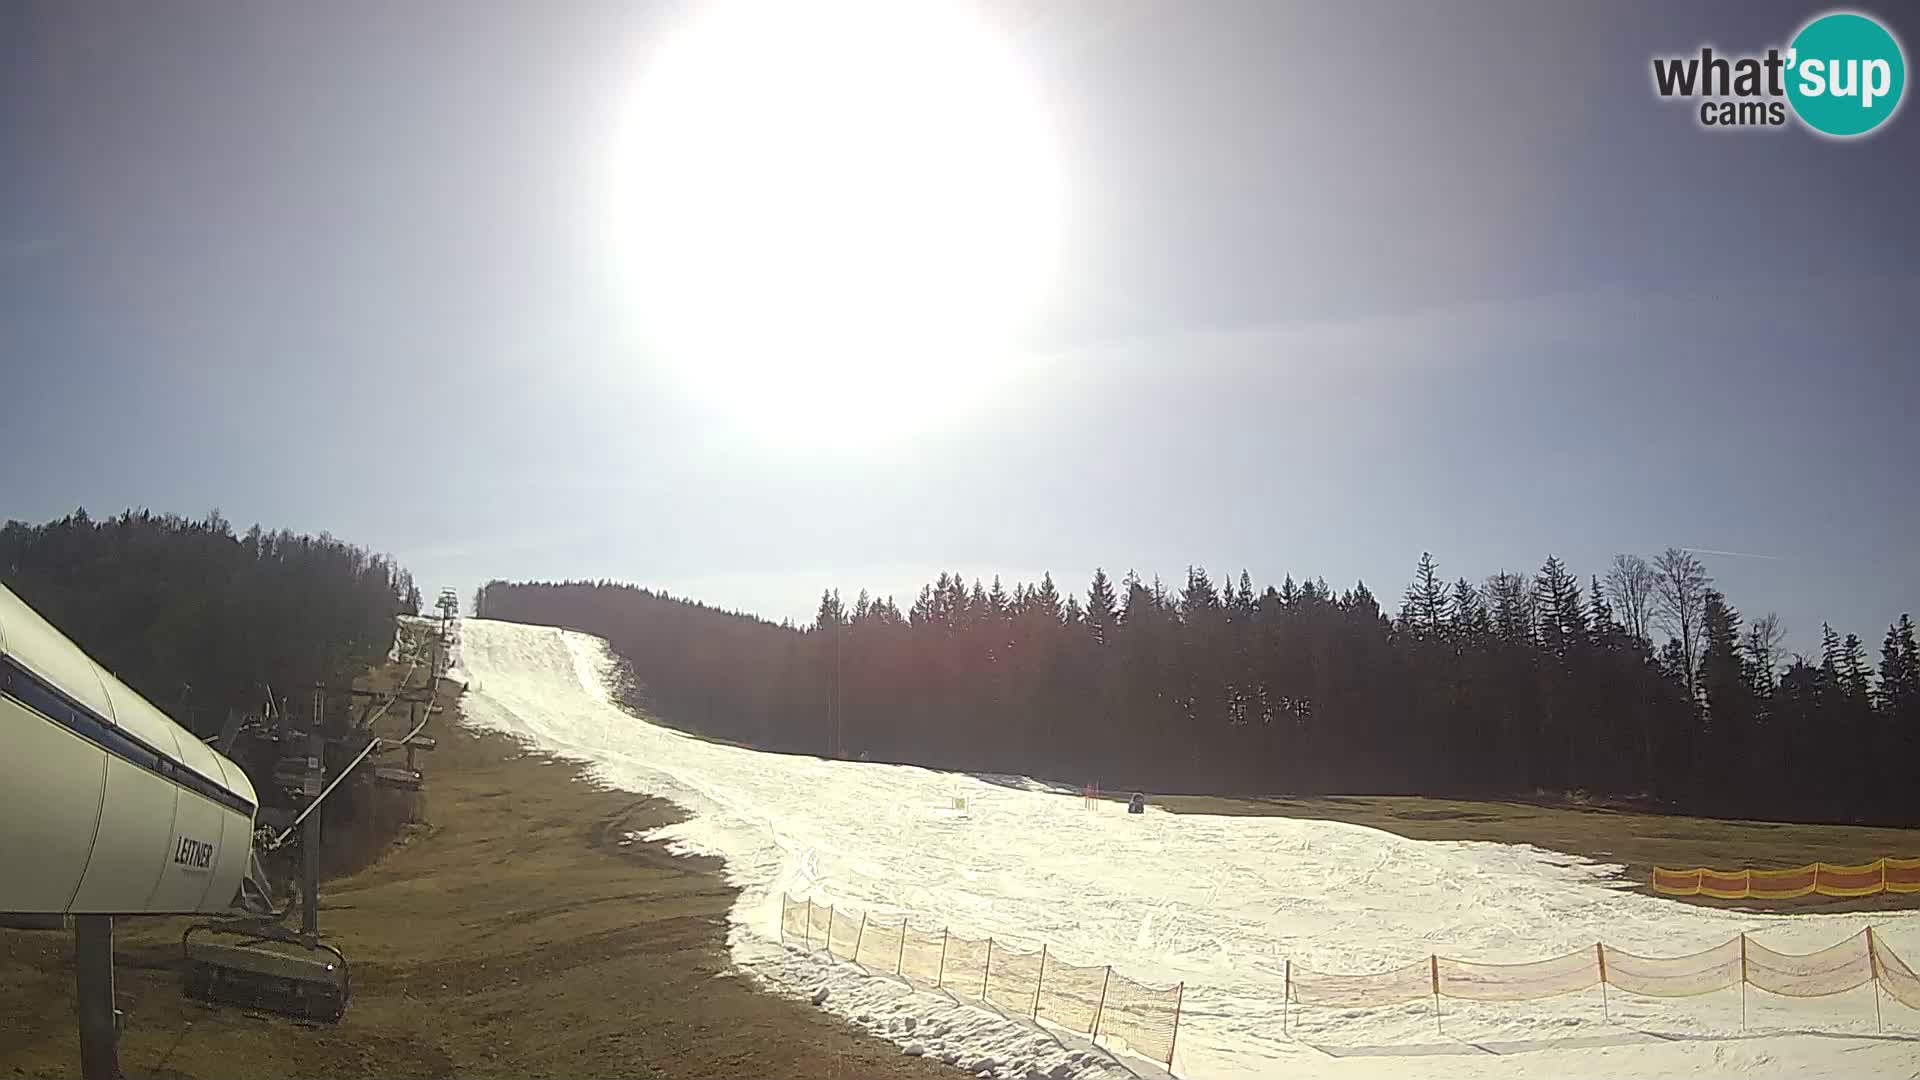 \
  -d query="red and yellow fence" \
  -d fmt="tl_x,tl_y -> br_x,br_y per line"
780,894 -> 1183,1068
1653,857 -> 1920,899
